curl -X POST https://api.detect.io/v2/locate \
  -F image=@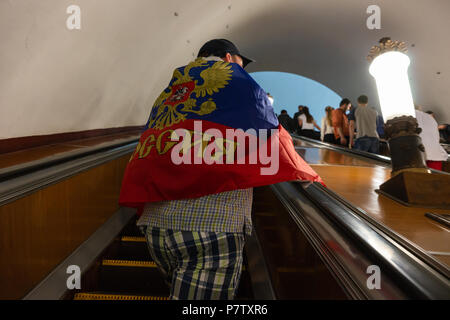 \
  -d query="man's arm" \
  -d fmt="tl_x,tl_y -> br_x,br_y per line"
349,120 -> 355,148
337,128 -> 346,145
347,107 -> 356,148
320,118 -> 325,141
